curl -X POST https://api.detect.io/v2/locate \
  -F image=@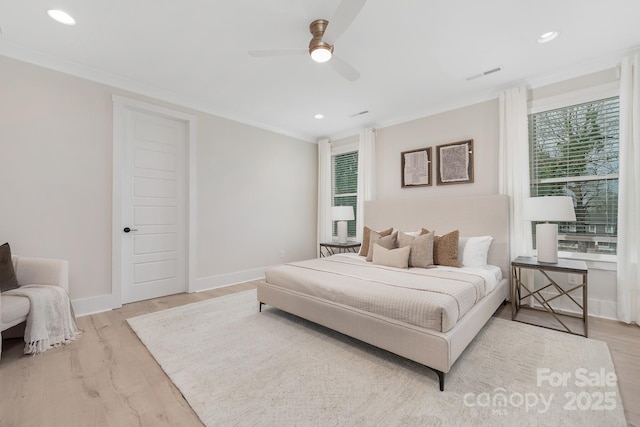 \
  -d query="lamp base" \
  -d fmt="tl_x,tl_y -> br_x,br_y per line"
337,221 -> 348,244
536,222 -> 558,263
